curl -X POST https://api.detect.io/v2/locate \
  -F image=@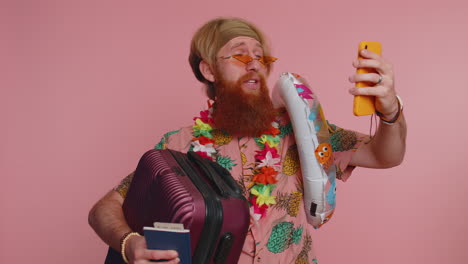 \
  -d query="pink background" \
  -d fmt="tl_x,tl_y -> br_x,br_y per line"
2,0 -> 467,263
